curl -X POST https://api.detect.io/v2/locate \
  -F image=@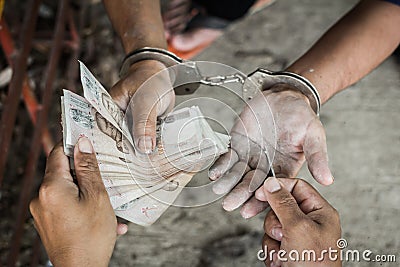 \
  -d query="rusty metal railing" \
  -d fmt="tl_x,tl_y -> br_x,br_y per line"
0,0 -> 83,265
